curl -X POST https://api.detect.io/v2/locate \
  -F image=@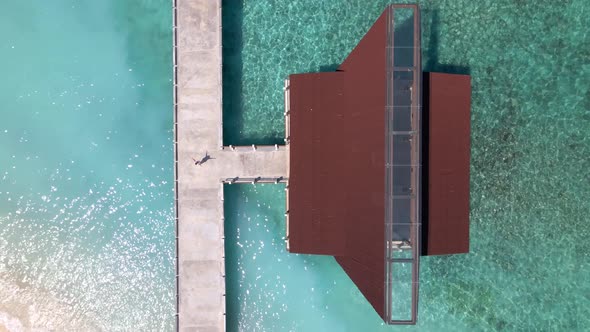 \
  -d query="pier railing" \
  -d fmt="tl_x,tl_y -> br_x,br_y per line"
222,144 -> 286,152
284,79 -> 291,251
172,0 -> 179,330
222,177 -> 288,184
